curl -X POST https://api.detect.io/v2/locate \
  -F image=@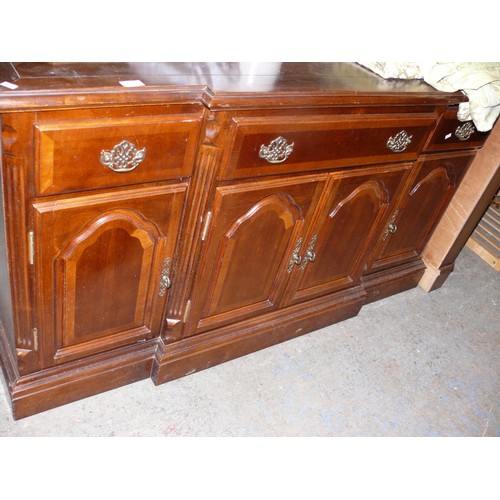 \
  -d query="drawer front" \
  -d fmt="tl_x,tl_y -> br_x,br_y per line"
425,110 -> 489,152
35,113 -> 202,195
220,113 -> 437,180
